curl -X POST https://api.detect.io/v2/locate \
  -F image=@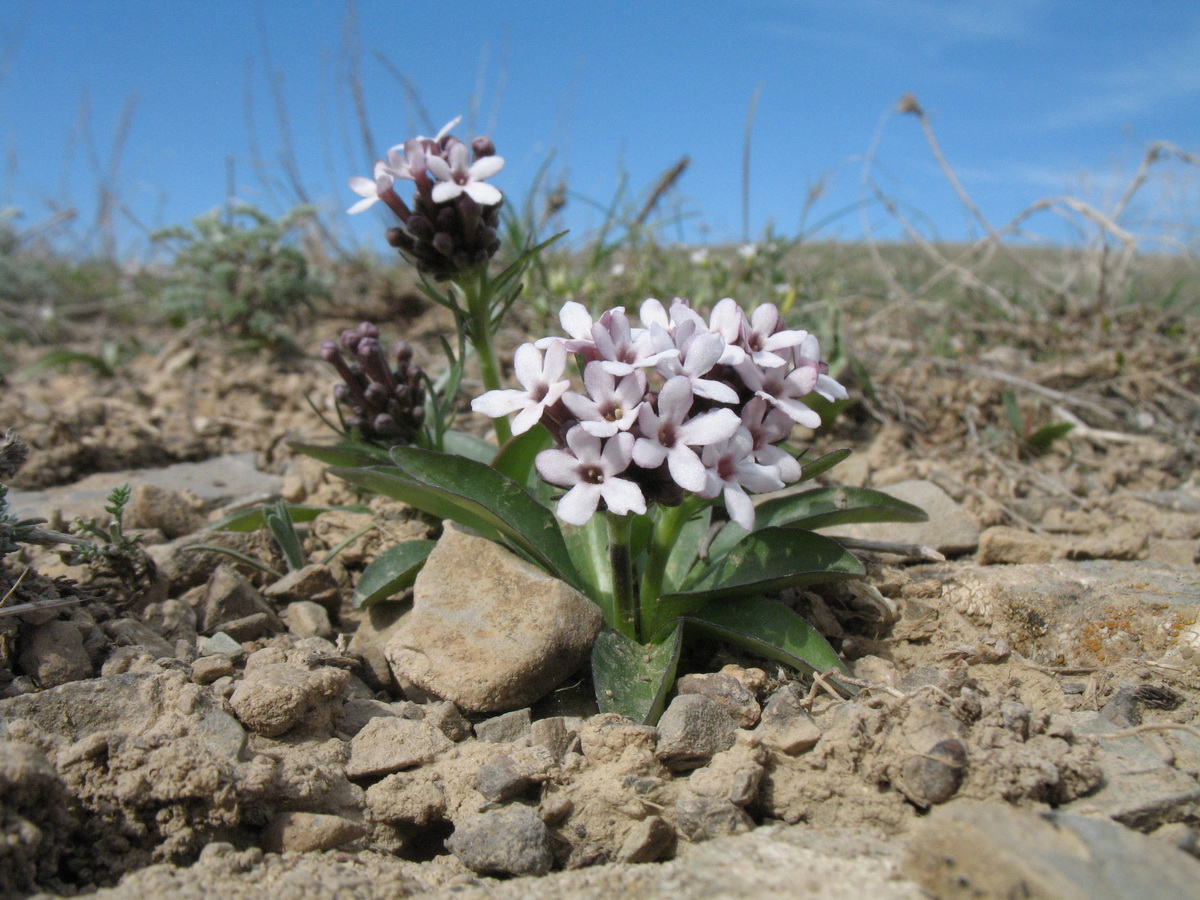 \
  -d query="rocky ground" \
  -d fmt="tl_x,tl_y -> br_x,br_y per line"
1,294 -> 1199,898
